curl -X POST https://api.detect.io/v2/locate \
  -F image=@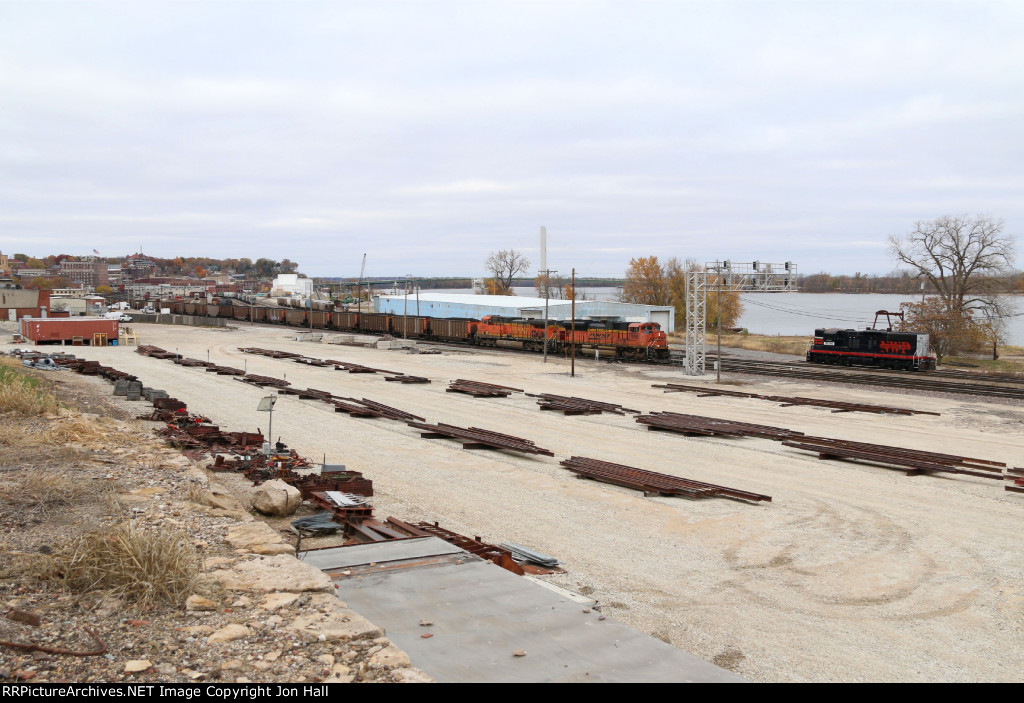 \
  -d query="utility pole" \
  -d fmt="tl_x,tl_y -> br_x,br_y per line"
571,268 -> 576,378
403,275 -> 409,338
716,264 -> 723,384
